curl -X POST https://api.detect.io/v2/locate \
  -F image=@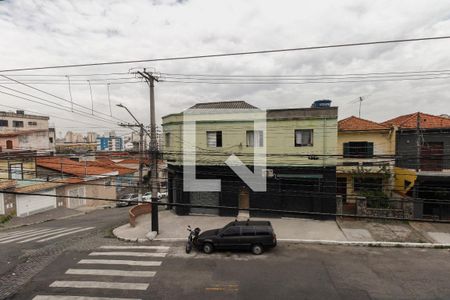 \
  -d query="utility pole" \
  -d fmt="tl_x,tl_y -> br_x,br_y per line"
137,69 -> 160,233
119,122 -> 145,202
